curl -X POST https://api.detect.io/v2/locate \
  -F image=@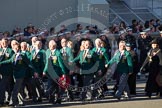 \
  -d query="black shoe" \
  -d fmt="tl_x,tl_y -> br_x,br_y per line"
67,97 -> 74,102
114,95 -> 121,101
49,95 -> 55,103
56,99 -> 61,104
13,105 -> 20,108
53,99 -> 61,104
98,94 -> 104,99
160,92 -> 162,97
146,92 -> 152,98
137,75 -> 140,79
33,98 -> 38,103
125,96 -> 131,100
80,97 -> 86,101
17,103 -> 25,106
37,98 -> 42,102
9,104 -> 16,107
11,103 -> 25,108
117,97 -> 121,101
130,92 -> 136,95
4,101 -> 9,105
49,99 -> 54,103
